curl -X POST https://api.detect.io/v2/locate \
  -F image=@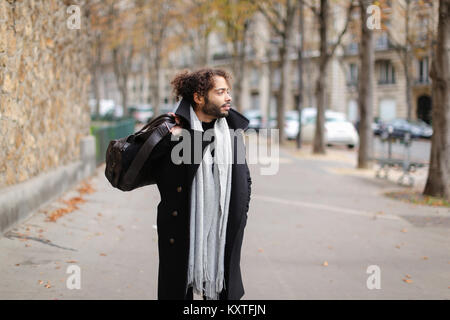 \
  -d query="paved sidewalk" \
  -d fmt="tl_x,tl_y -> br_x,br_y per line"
0,166 -> 161,299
